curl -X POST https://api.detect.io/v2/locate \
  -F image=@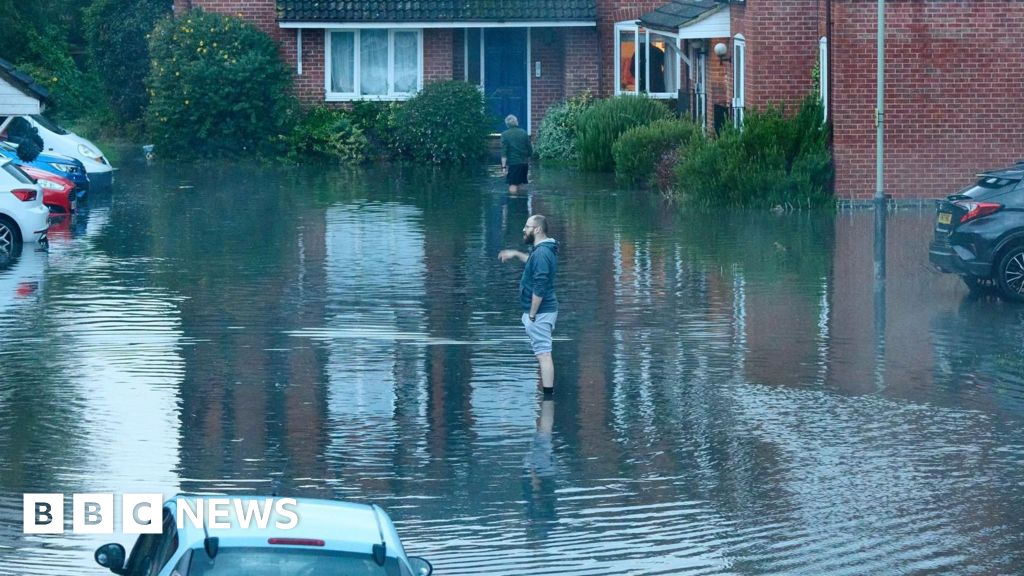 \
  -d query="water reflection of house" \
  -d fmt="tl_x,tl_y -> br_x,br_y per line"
322,203 -> 430,492
177,208 -> 331,493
